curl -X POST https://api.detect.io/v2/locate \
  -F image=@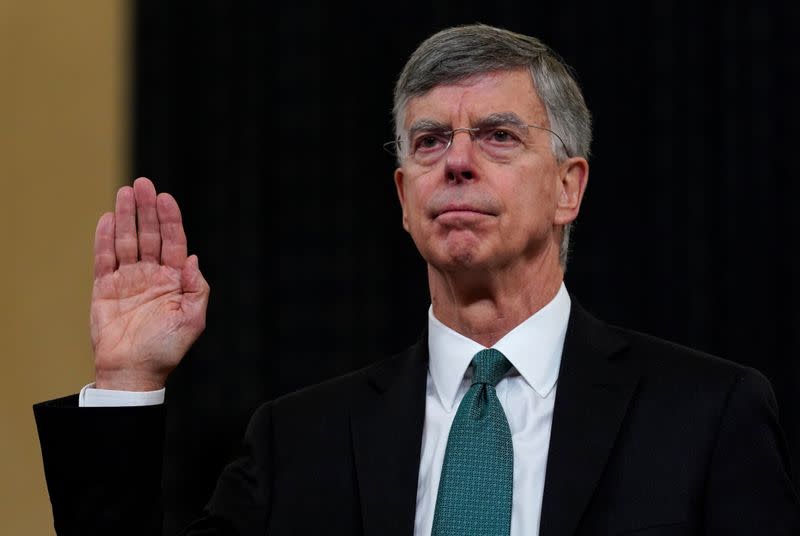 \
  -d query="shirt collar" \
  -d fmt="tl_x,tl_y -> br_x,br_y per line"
427,282 -> 571,411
